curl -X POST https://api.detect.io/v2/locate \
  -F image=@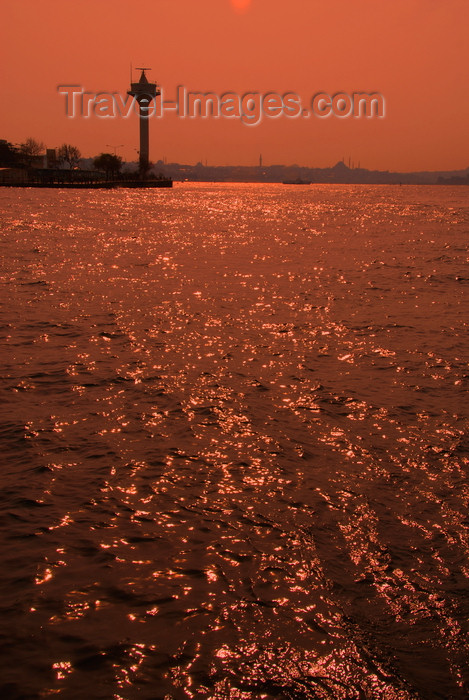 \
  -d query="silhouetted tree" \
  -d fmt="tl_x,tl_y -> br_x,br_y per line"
20,137 -> 45,160
19,137 -> 45,167
57,144 -> 81,169
93,152 -> 122,179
